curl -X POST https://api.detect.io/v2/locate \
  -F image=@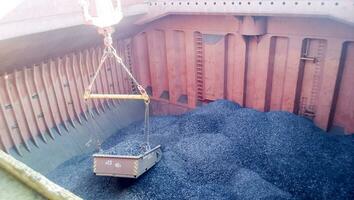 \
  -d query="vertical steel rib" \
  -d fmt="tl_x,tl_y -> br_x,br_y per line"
72,53 -> 89,121
107,56 -> 117,107
0,133 -> 8,153
4,74 -> 31,151
113,40 -> 123,105
64,55 -> 83,125
57,57 -> 76,128
0,93 -> 22,156
85,49 -> 101,115
33,65 -> 56,140
99,47 -> 113,109
104,56 -> 115,107
14,70 -> 40,147
49,59 -> 69,132
40,62 -> 63,135
92,48 -> 106,112
79,51 -> 95,118
24,68 -> 47,143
